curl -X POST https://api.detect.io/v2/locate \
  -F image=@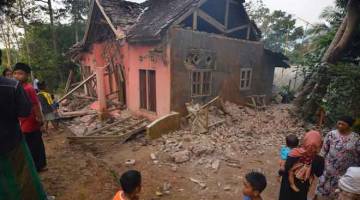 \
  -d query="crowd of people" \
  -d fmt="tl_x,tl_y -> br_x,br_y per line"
0,50 -> 359,200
